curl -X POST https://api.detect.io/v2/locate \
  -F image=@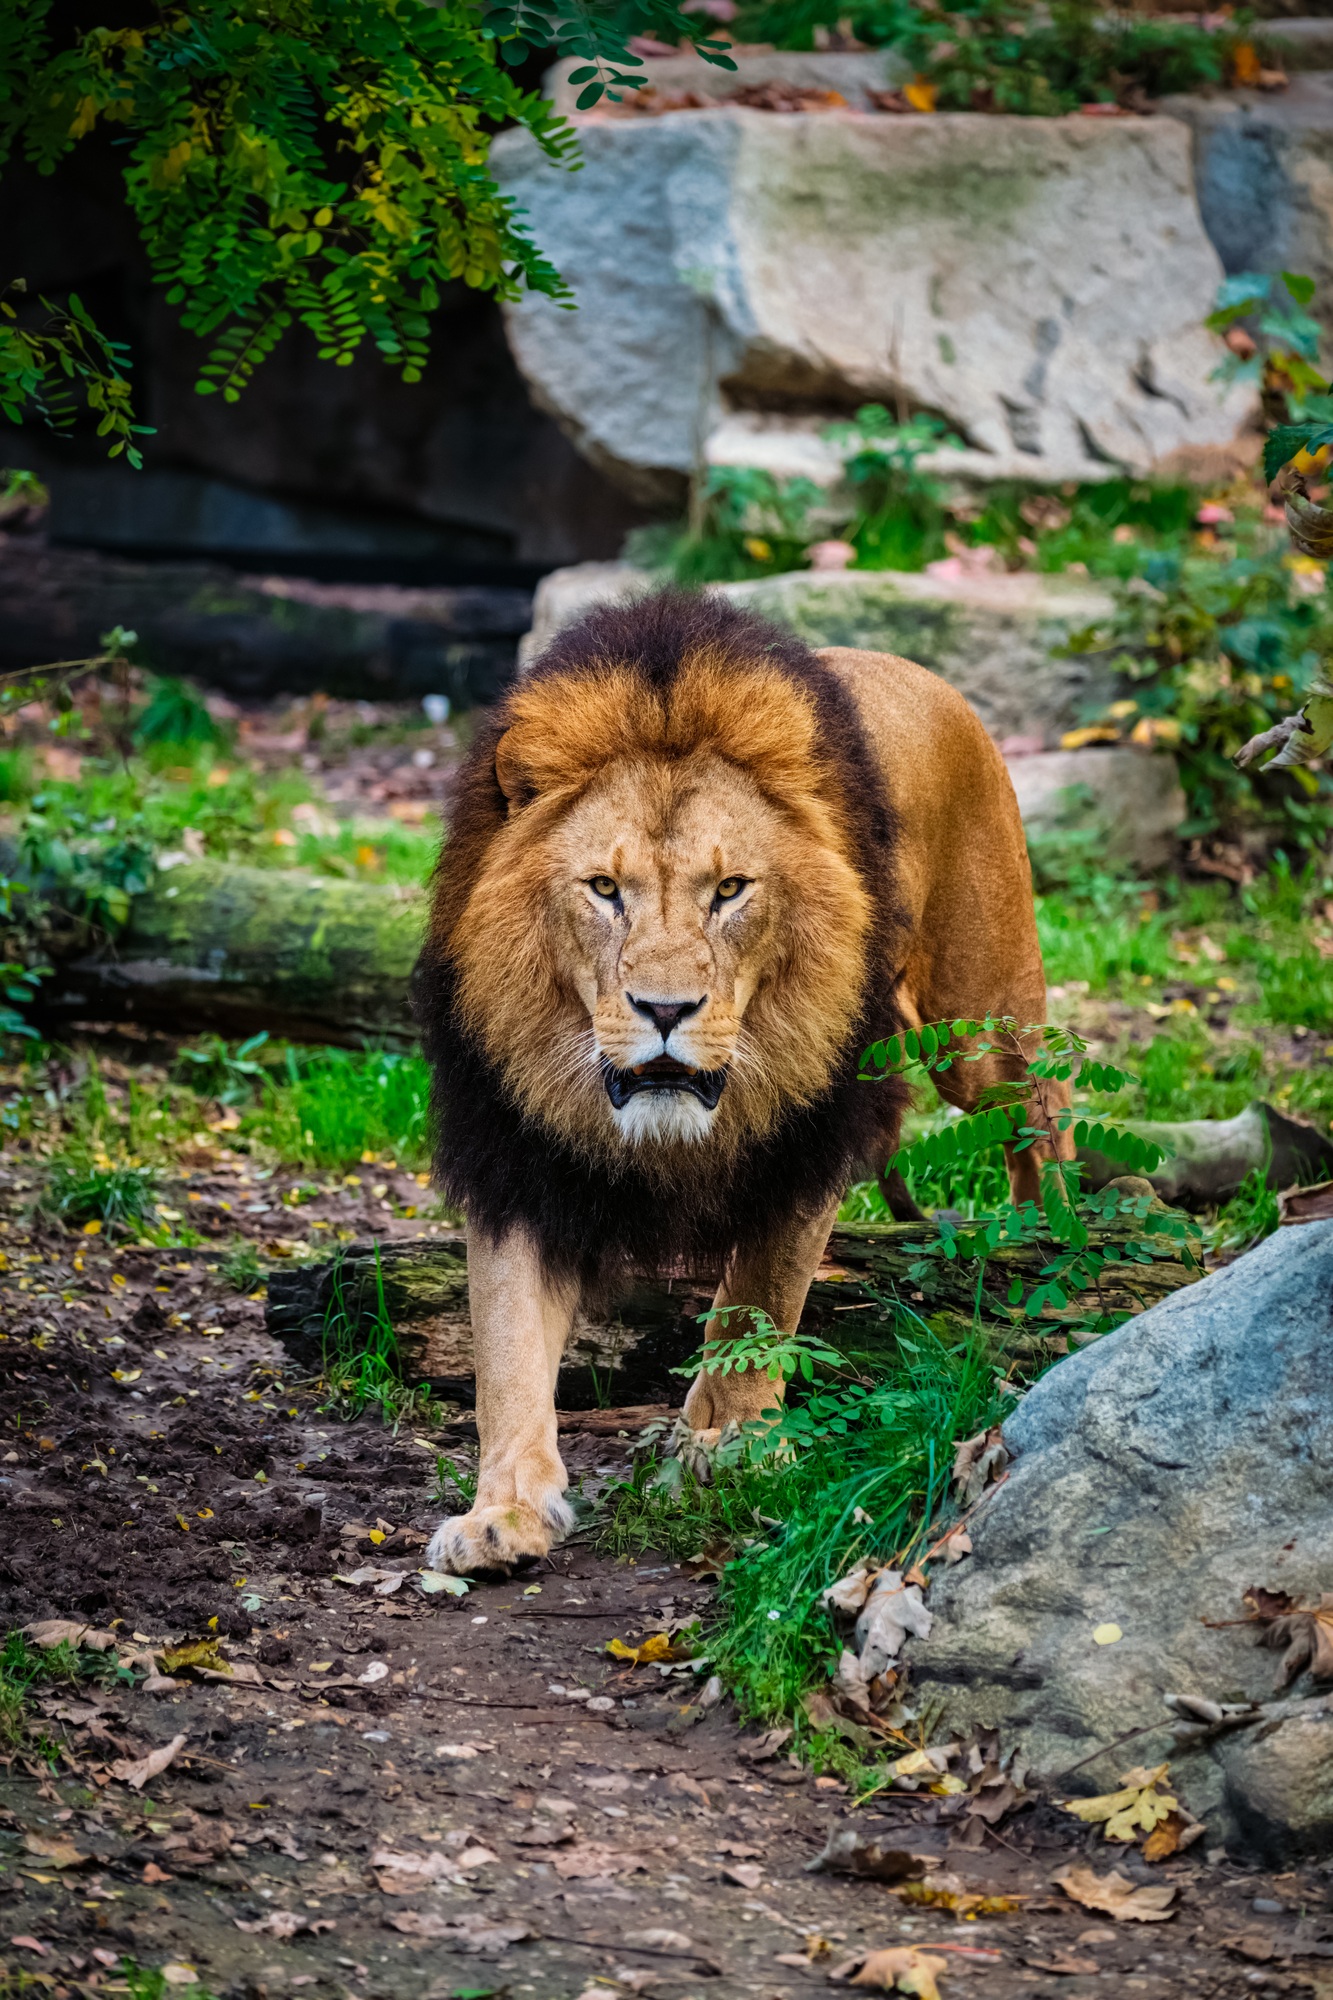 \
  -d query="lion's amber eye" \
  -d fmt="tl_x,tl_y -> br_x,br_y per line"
715,876 -> 746,902
588,875 -> 619,900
